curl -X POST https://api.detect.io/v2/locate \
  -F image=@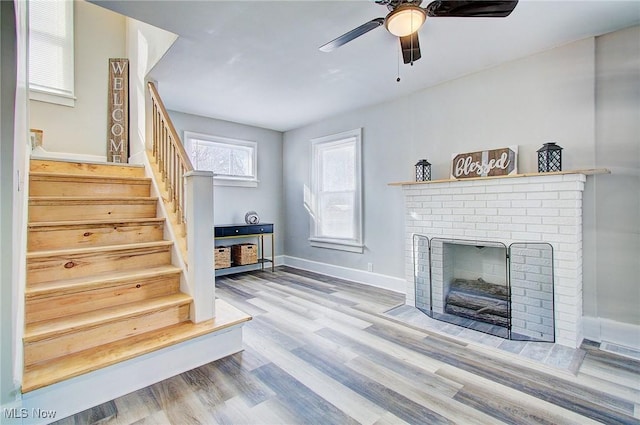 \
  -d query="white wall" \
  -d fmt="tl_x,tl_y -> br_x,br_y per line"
1,0 -> 17,408
168,111 -> 284,257
124,18 -> 177,160
29,1 -> 125,159
284,29 -> 640,332
1,0 -> 29,409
